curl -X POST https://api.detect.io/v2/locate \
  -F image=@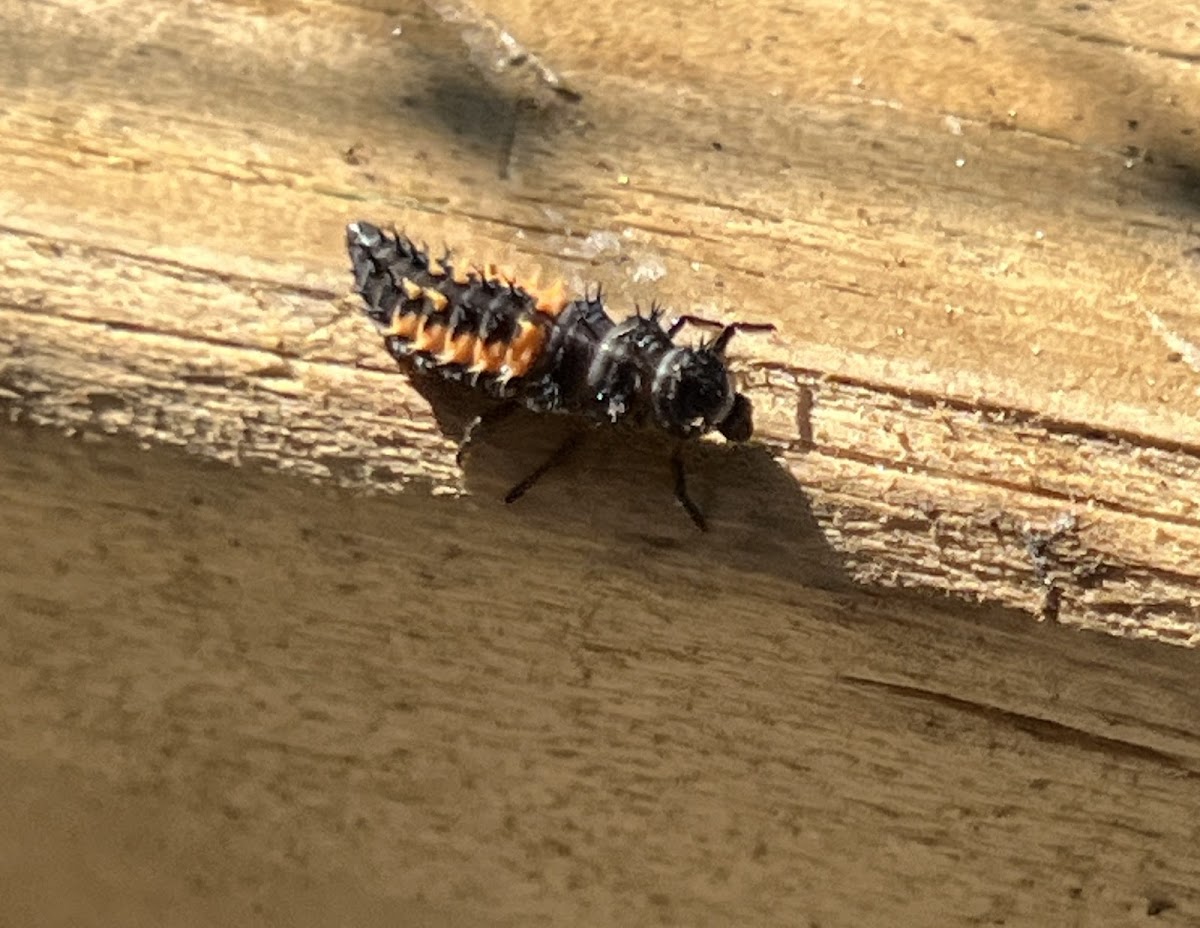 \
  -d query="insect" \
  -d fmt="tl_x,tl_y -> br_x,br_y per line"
346,220 -> 773,530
